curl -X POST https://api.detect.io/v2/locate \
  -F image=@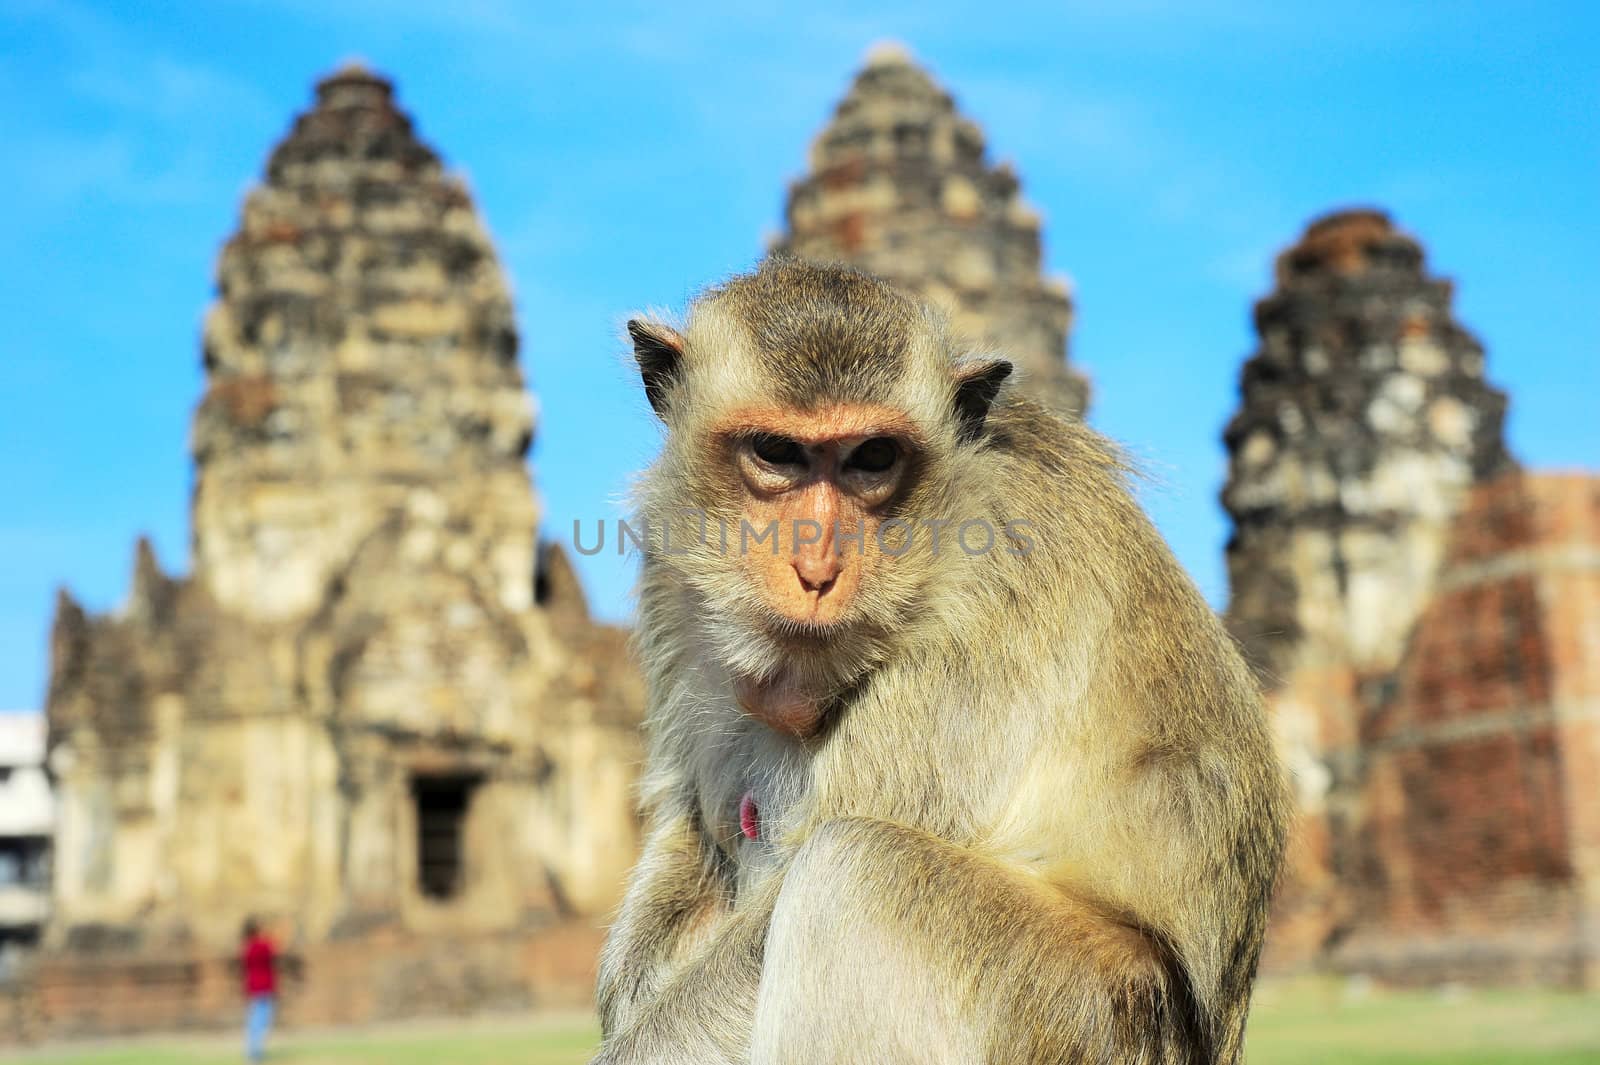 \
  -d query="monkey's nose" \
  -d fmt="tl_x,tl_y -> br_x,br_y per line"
793,554 -> 841,596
